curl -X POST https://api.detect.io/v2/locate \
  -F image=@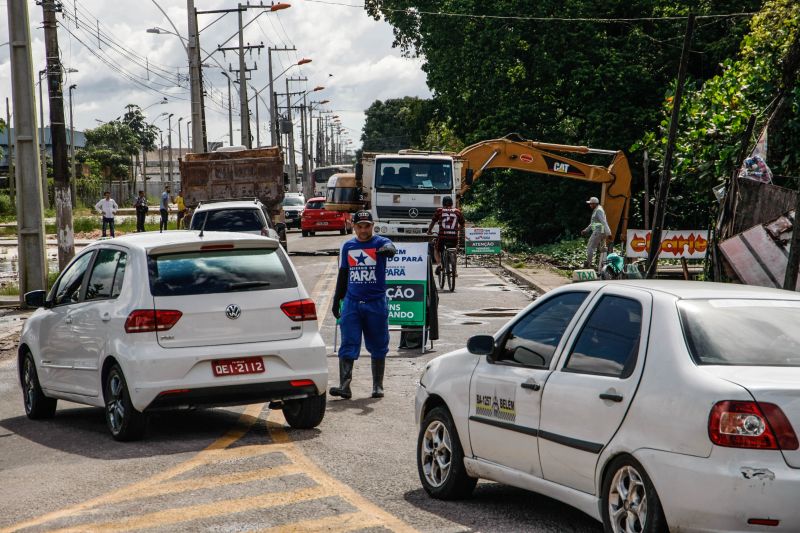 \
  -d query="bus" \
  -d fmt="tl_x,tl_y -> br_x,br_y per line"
311,165 -> 353,197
